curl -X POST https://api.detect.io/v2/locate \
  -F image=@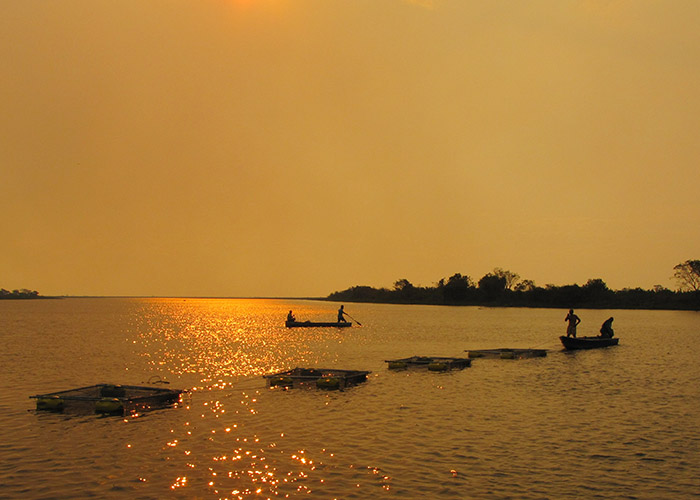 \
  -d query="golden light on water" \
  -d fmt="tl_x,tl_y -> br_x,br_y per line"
155,390 -> 370,498
134,298 -> 344,384
125,298 -> 373,497
106,299 -> 394,497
